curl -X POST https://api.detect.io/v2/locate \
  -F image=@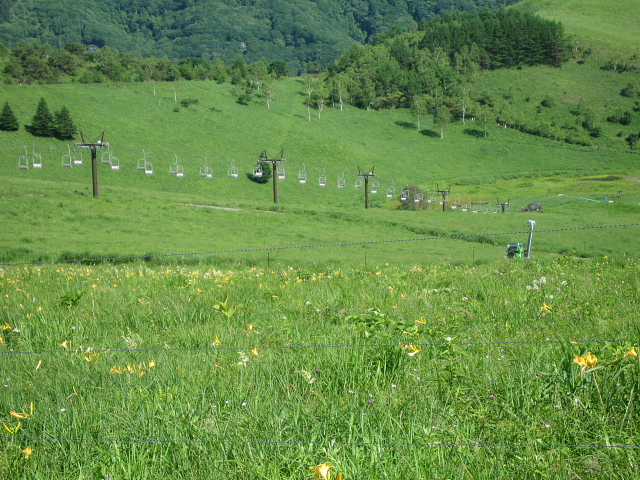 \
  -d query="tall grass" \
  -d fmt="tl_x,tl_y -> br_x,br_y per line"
1,258 -> 639,479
